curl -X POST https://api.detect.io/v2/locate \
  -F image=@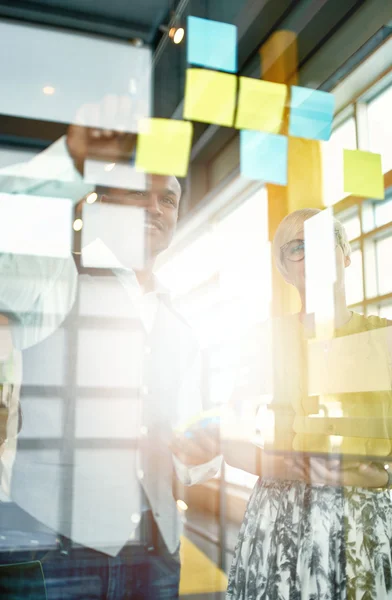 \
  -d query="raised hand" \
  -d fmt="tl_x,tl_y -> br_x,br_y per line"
66,95 -> 137,175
